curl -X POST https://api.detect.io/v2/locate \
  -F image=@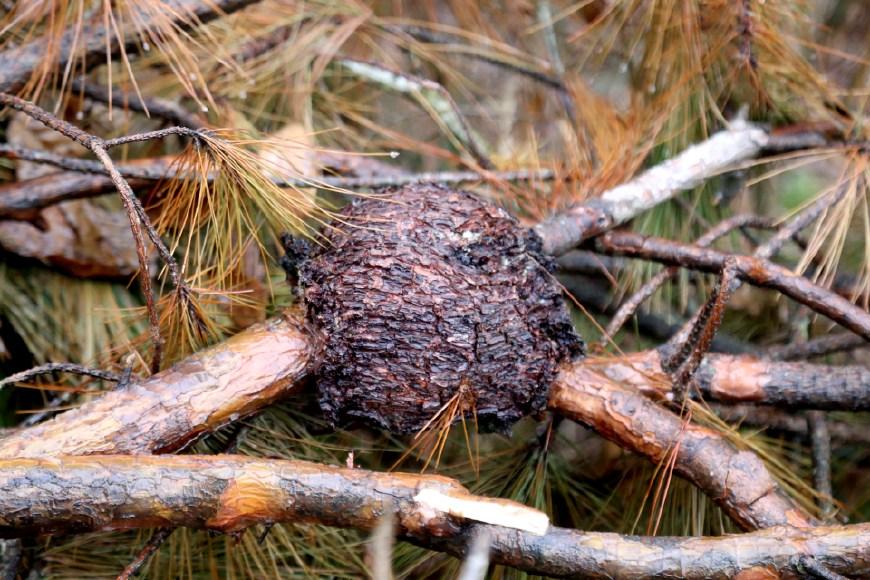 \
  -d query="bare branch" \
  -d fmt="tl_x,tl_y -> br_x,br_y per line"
0,312 -> 318,458
534,121 -> 770,255
582,350 -> 870,413
595,231 -> 870,342
0,455 -> 868,578
0,309 -> 820,531
0,363 -> 120,391
548,359 -> 813,531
